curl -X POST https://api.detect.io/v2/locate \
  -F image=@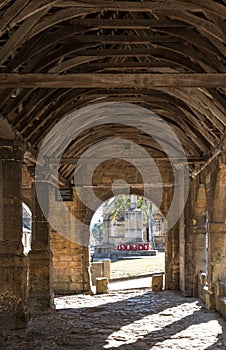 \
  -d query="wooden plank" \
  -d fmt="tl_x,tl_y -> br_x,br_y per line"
6,31 -> 183,72
57,19 -> 188,29
45,44 -> 224,73
0,0 -> 30,35
29,8 -> 95,38
0,73 -> 225,88
161,27 -> 225,58
48,47 -> 194,58
64,34 -> 182,44
29,18 -> 189,40
10,0 -> 60,27
54,1 -> 226,17
0,0 -> 11,10
25,46 -> 204,74
48,156 -> 206,165
161,87 -> 226,128
191,137 -> 226,178
0,10 -> 48,66
51,62 -> 176,73
49,56 -> 99,73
